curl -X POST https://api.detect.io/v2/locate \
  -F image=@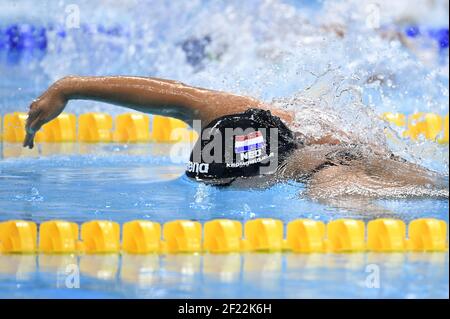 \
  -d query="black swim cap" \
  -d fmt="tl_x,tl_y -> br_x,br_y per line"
185,108 -> 298,185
